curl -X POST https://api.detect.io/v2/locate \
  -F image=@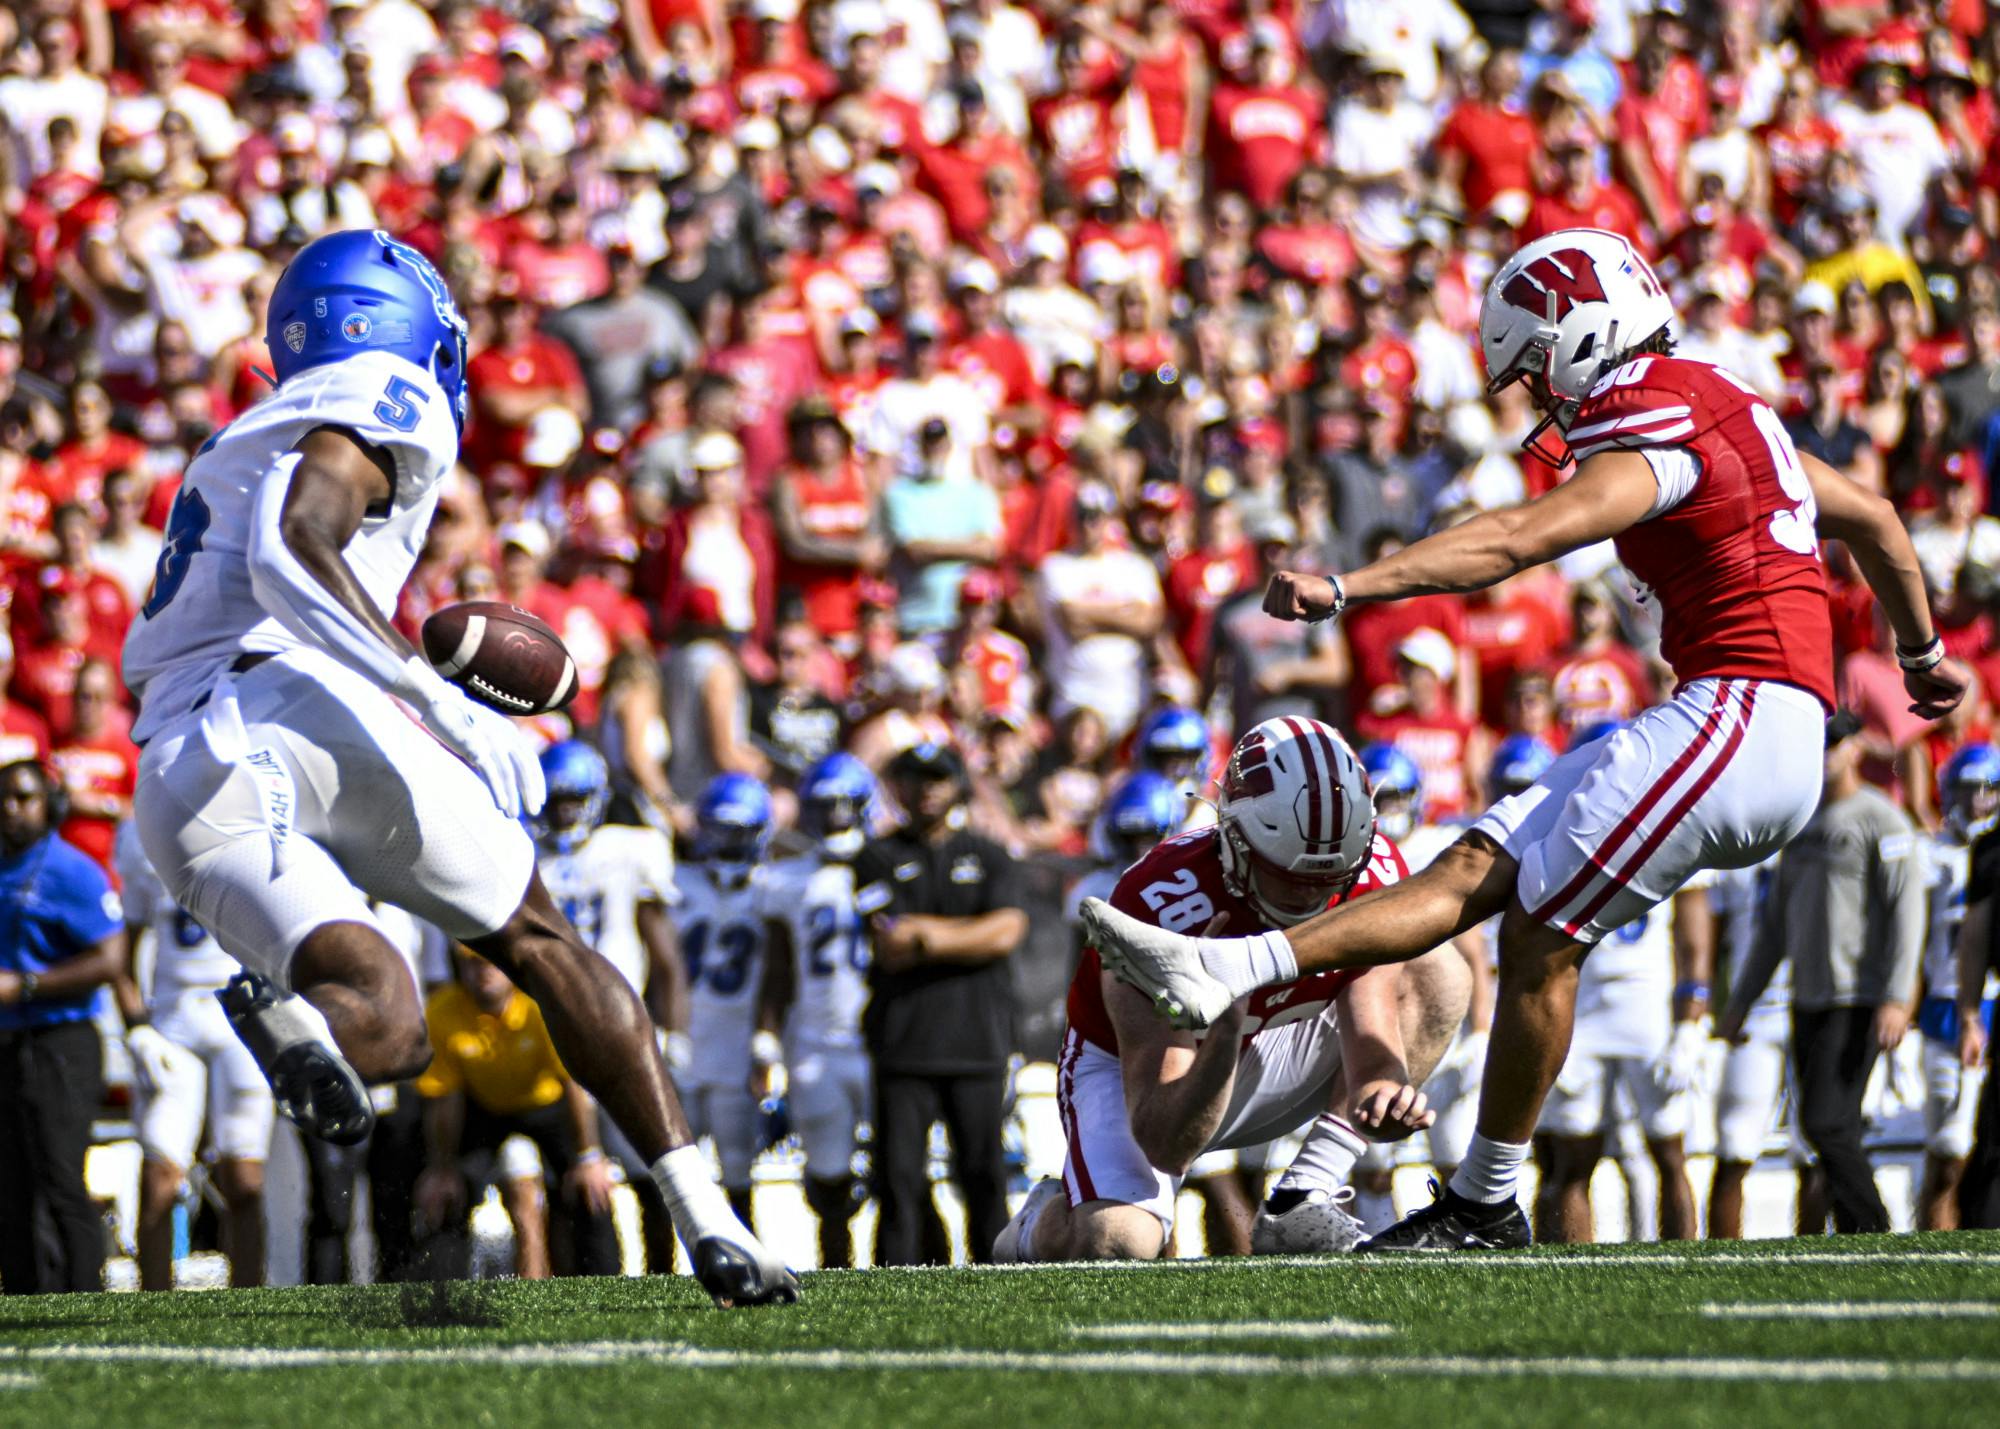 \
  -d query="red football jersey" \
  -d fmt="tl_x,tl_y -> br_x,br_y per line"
1066,827 -> 1406,1055
1567,355 -> 1835,710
